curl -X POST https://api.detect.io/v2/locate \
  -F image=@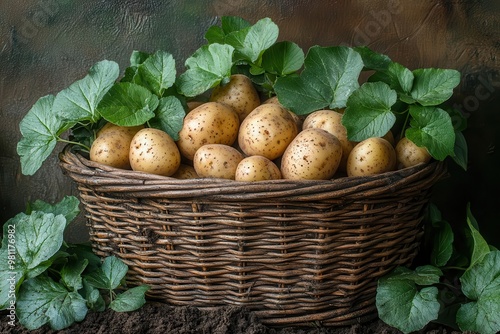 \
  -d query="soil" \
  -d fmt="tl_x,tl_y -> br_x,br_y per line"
1,301 -> 465,334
